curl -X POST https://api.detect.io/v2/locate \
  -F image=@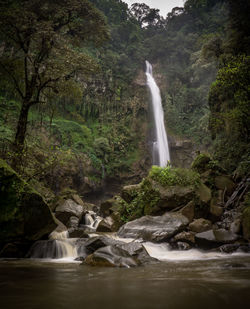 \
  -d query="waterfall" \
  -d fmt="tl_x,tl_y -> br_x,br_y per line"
28,231 -> 77,259
145,60 -> 170,167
